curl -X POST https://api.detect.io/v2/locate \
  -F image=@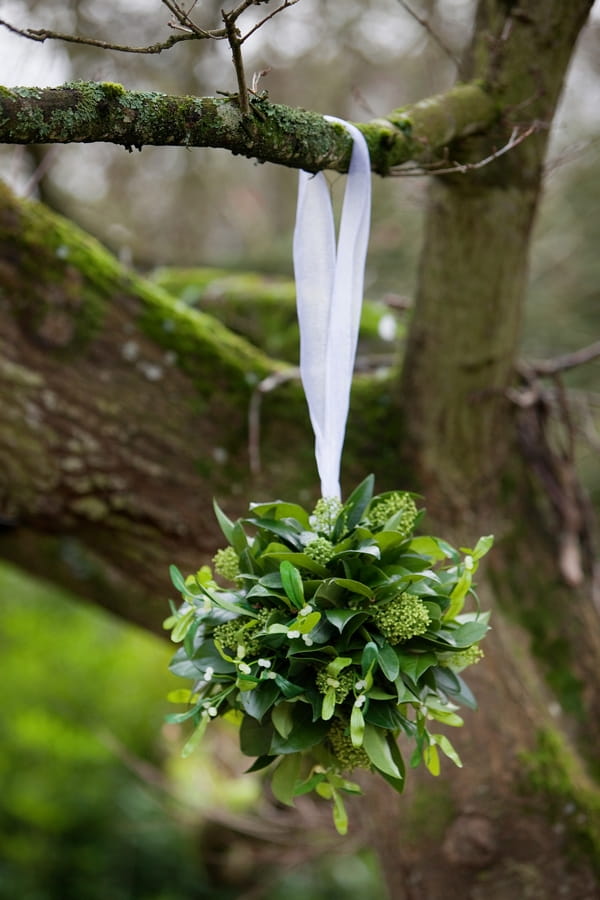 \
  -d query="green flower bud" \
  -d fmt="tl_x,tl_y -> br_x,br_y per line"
213,609 -> 269,658
305,536 -> 335,565
366,492 -> 417,538
441,644 -> 484,669
310,497 -> 344,536
372,592 -> 430,644
213,546 -> 240,581
327,719 -> 371,771
316,668 -> 355,703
